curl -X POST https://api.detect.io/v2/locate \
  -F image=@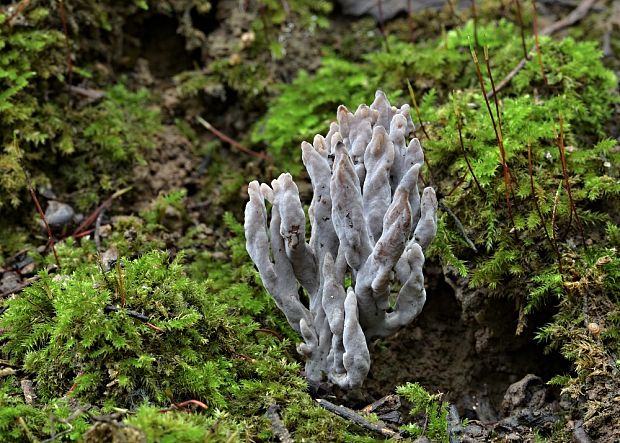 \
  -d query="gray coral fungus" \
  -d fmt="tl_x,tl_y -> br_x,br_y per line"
245,91 -> 438,390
